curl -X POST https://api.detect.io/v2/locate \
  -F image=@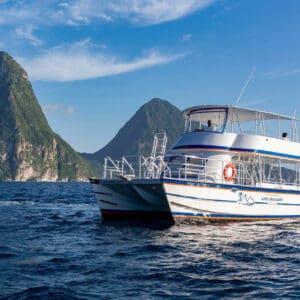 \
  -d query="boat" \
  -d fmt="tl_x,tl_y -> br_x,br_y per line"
90,105 -> 300,221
